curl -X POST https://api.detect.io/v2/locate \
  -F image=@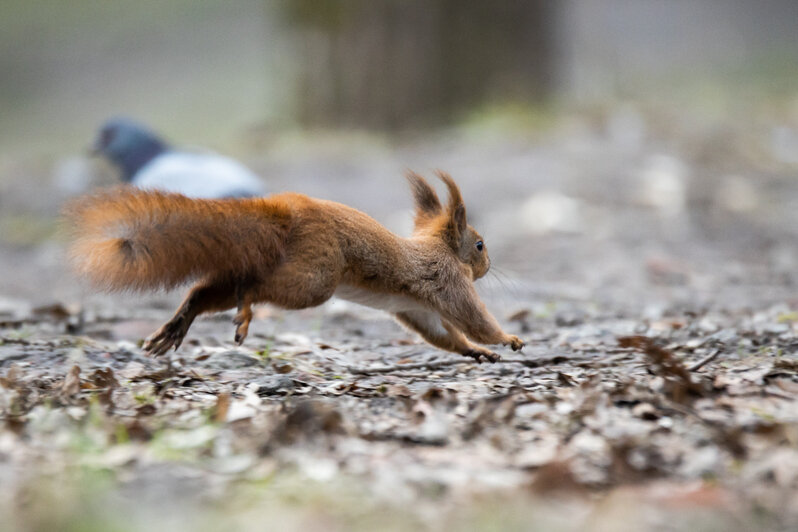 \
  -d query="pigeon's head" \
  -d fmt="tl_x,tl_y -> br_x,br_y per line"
92,118 -> 168,181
